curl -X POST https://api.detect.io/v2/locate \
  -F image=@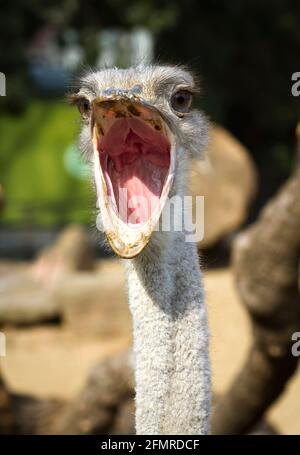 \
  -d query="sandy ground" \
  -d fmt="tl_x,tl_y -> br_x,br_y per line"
0,263 -> 300,434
